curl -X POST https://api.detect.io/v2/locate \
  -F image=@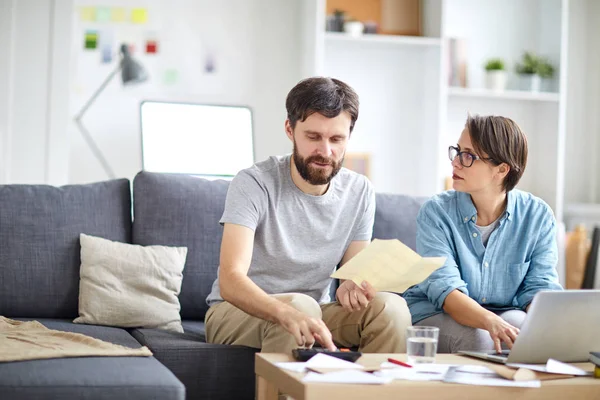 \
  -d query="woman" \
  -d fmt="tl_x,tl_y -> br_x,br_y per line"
403,114 -> 563,354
